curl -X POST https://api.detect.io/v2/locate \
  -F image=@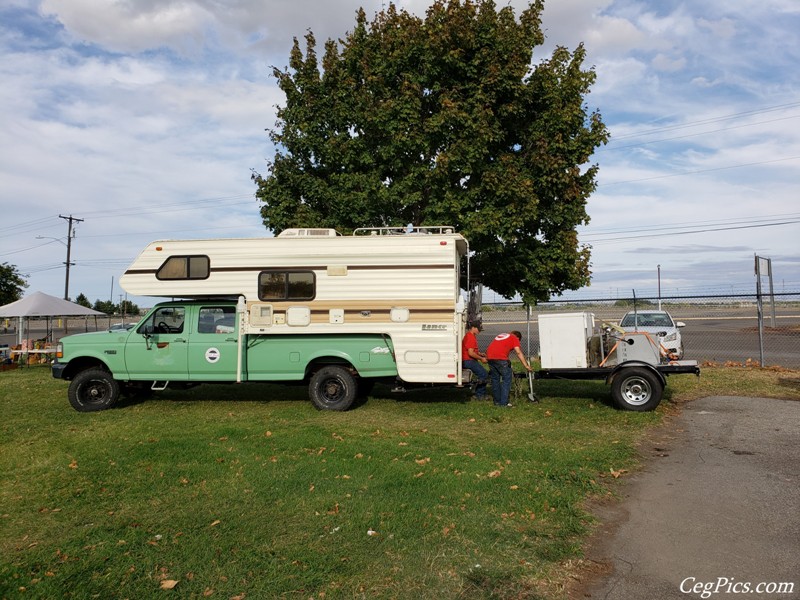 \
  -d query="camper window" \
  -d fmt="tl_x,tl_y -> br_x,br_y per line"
259,270 -> 315,301
156,255 -> 210,280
